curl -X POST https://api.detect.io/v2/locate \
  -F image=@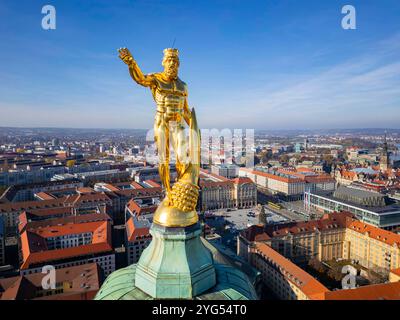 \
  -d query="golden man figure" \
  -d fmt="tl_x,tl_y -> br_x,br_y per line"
118,47 -> 200,227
